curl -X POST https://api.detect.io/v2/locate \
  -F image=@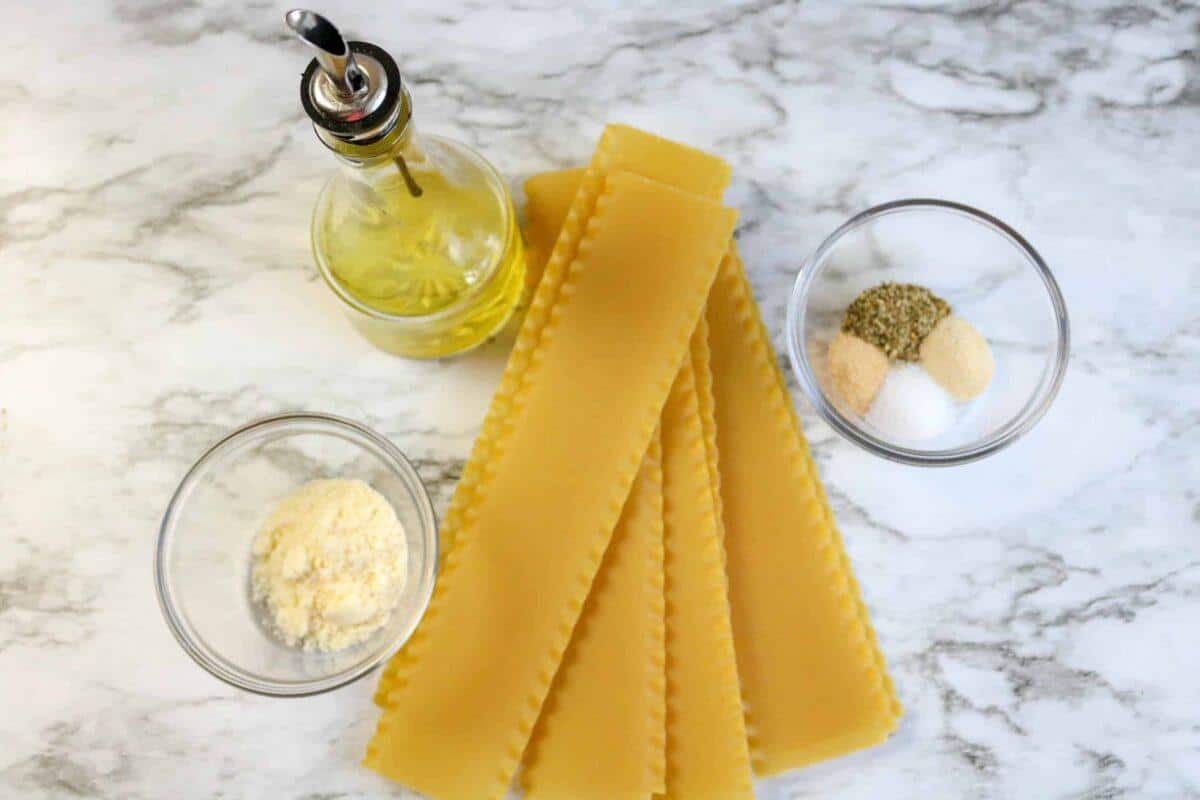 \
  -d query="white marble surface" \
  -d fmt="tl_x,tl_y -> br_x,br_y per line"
1,1 -> 1198,798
